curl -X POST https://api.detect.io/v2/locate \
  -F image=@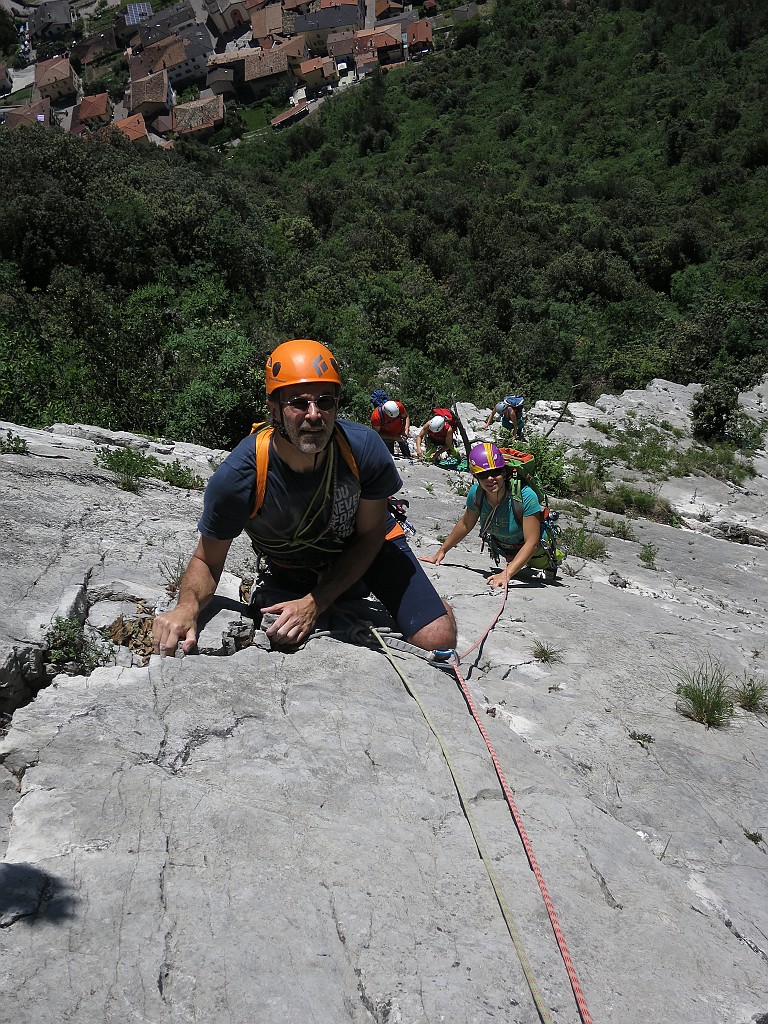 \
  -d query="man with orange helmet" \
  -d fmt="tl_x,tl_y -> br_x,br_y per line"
153,339 -> 456,652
